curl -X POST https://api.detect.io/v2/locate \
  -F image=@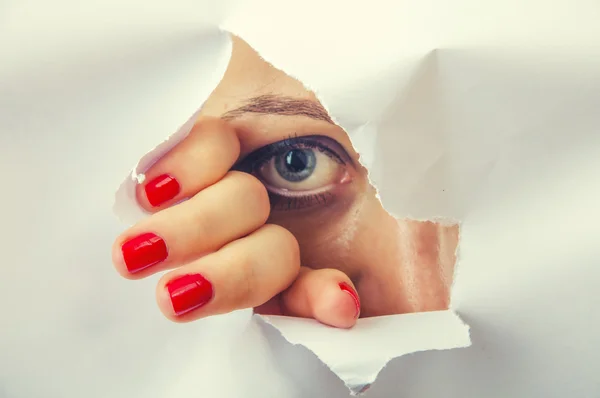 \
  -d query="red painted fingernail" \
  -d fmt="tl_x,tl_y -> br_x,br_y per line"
167,274 -> 214,316
145,174 -> 180,207
121,233 -> 168,273
339,282 -> 360,318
